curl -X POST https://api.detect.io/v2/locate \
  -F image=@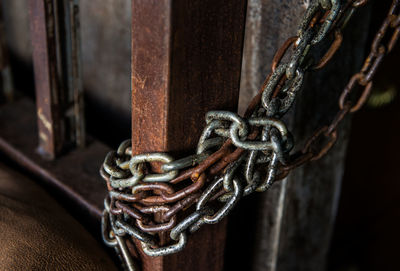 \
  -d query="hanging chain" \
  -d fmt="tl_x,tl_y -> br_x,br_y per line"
100,0 -> 400,269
